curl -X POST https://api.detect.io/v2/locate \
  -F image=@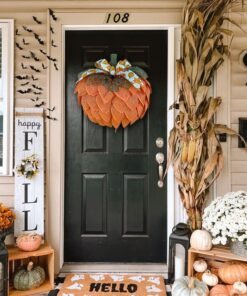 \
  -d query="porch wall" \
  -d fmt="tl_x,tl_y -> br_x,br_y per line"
0,11 -> 47,243
230,13 -> 247,192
